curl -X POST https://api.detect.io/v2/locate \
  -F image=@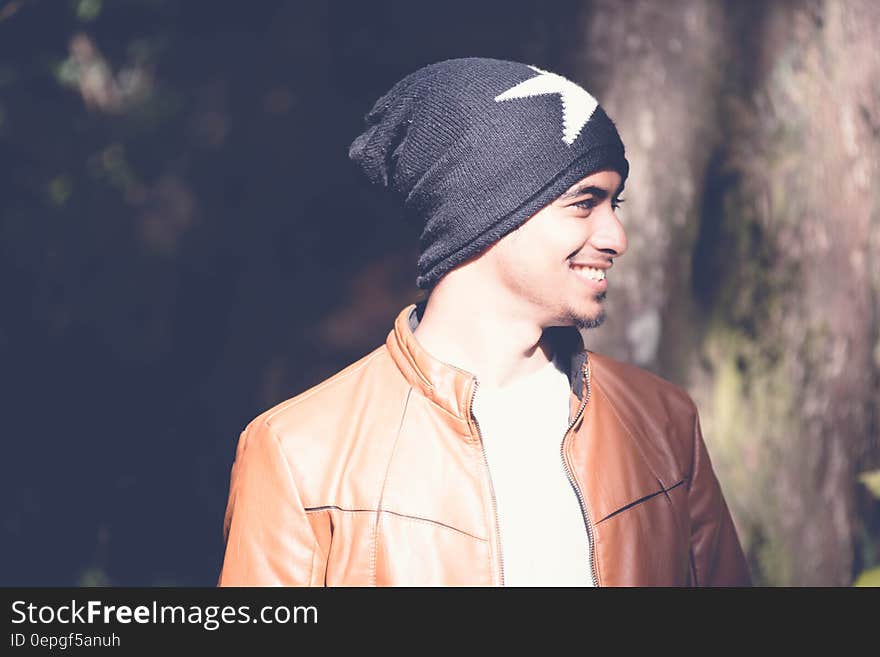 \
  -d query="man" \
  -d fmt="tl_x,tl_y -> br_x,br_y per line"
218,58 -> 751,586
